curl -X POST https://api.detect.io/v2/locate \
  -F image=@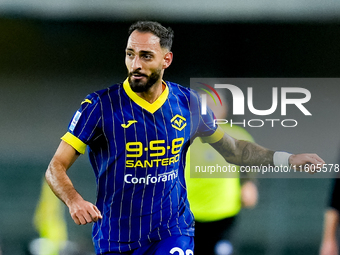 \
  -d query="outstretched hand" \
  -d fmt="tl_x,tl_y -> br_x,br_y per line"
289,153 -> 325,173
